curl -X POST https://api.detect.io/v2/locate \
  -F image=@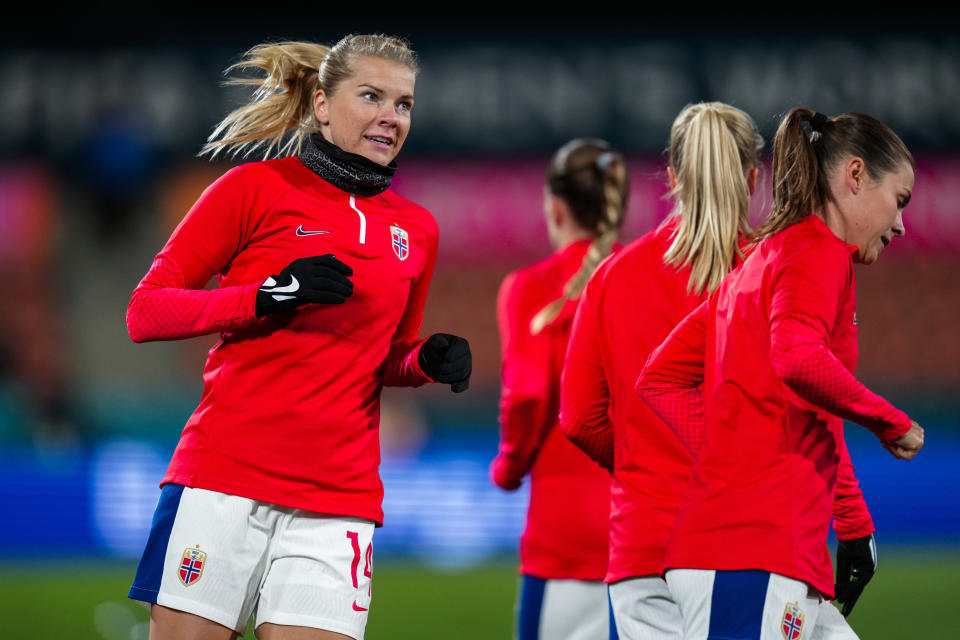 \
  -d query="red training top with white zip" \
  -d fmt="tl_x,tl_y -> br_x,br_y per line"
637,214 -> 909,597
563,218 -> 876,584
126,157 -> 437,525
491,240 -> 611,580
